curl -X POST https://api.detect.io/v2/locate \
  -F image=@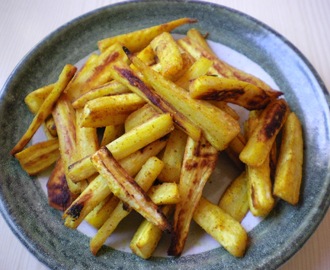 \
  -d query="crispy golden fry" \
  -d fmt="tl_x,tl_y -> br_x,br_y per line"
218,172 -> 249,222
150,32 -> 183,80
85,195 -> 120,229
124,53 -> 240,150
178,37 -> 275,93
244,111 -> 275,217
239,99 -> 289,167
52,94 -> 82,194
91,147 -> 171,232
189,75 -> 282,110
274,112 -> 303,205
65,138 -> 167,228
193,197 -> 248,257
186,28 -> 216,56
75,109 -> 99,158
168,136 -> 218,256
130,205 -> 174,259
100,125 -> 125,146
24,83 -> 55,114
11,64 -> 76,155
47,159 -> 77,211
107,113 -> 173,160
63,175 -> 110,229
158,128 -> 187,183
72,80 -> 130,109
90,156 -> 164,255
110,60 -> 203,142
98,17 -> 197,53
175,57 -> 213,90
147,183 -> 180,205
72,113 -> 172,181
124,104 -> 160,132
66,43 -> 128,101
81,93 -> 146,128
68,136 -> 168,183
15,139 -> 60,175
